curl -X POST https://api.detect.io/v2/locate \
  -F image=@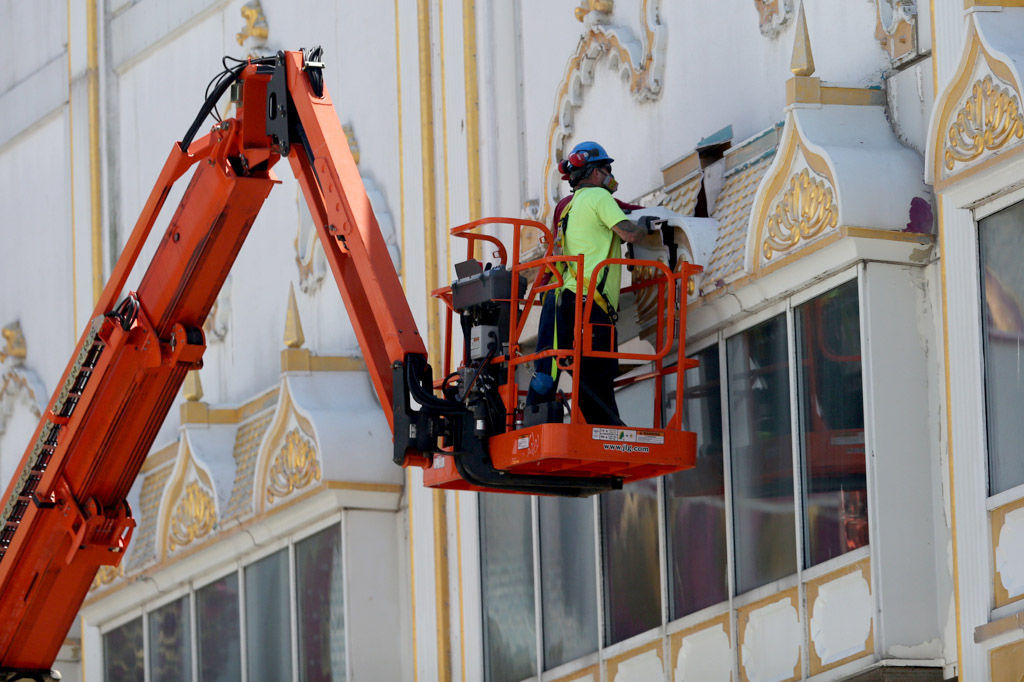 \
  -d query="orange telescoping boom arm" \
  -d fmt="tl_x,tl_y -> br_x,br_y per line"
0,48 -> 643,677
